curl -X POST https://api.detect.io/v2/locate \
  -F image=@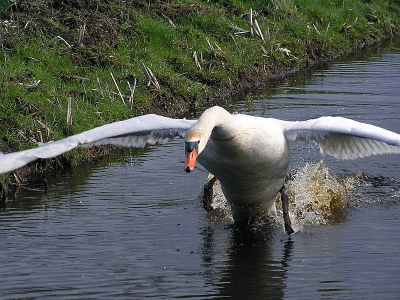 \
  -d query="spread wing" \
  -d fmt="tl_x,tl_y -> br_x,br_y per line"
0,114 -> 197,174
279,116 -> 400,160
